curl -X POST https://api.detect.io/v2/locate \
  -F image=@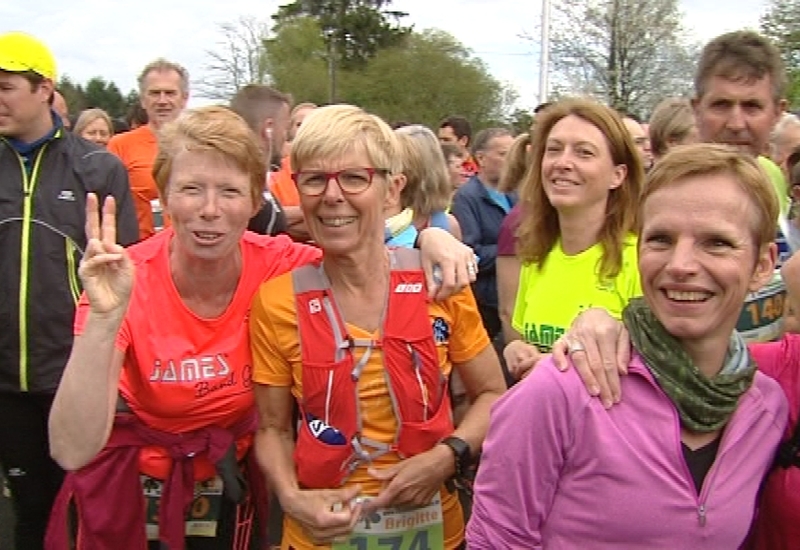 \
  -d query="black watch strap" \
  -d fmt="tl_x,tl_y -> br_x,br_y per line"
441,436 -> 471,478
